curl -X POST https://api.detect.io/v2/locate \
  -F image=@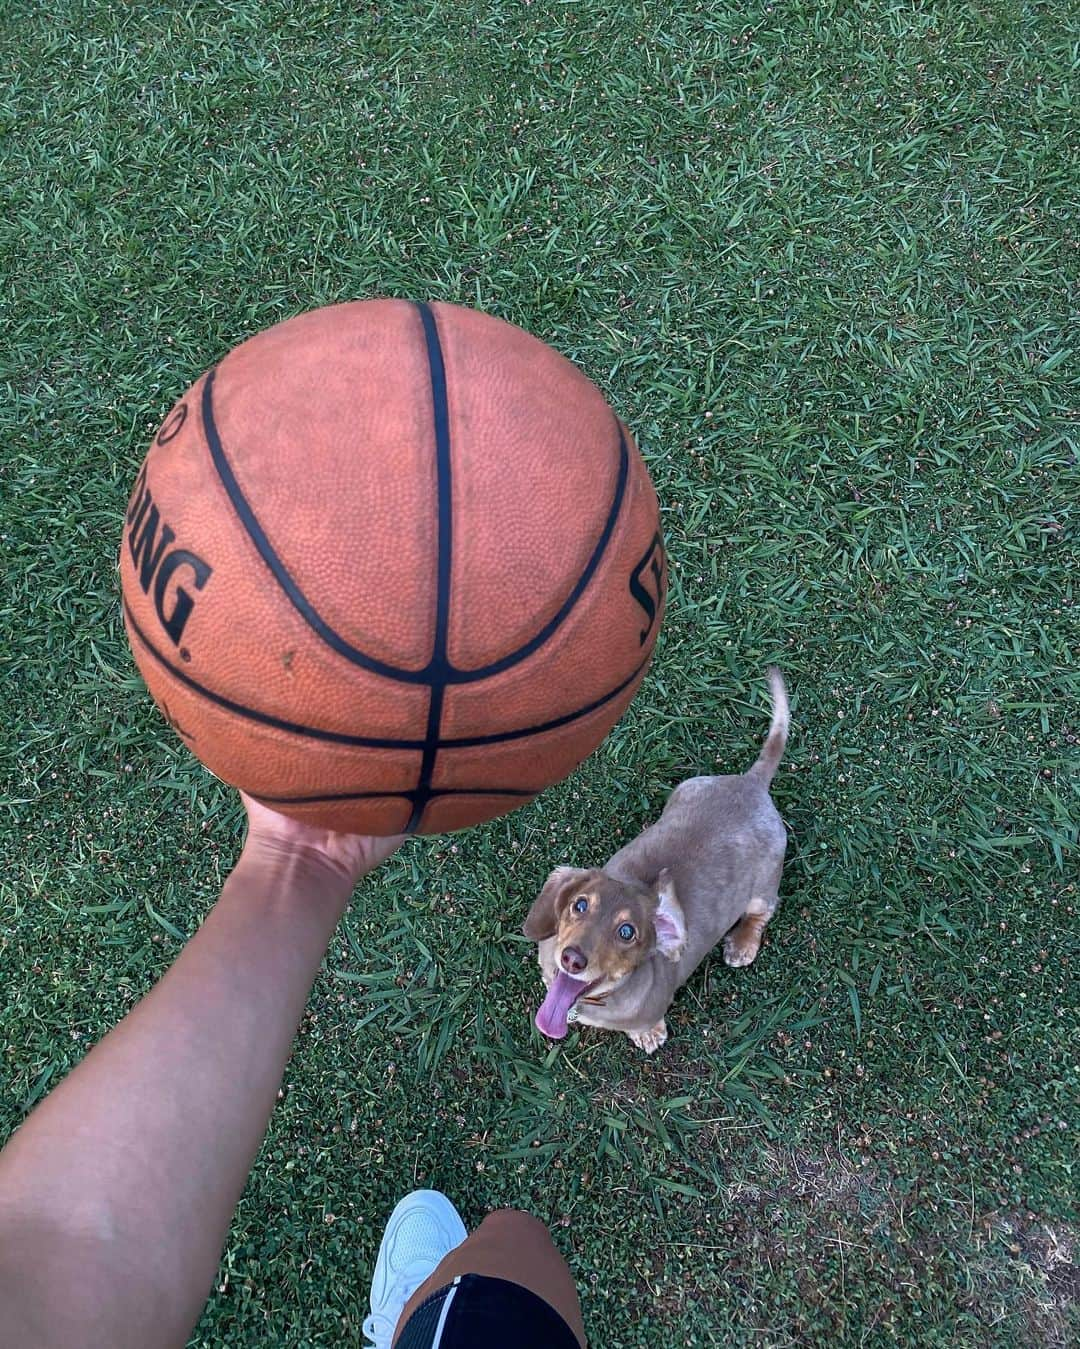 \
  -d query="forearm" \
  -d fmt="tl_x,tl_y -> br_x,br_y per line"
0,843 -> 353,1349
